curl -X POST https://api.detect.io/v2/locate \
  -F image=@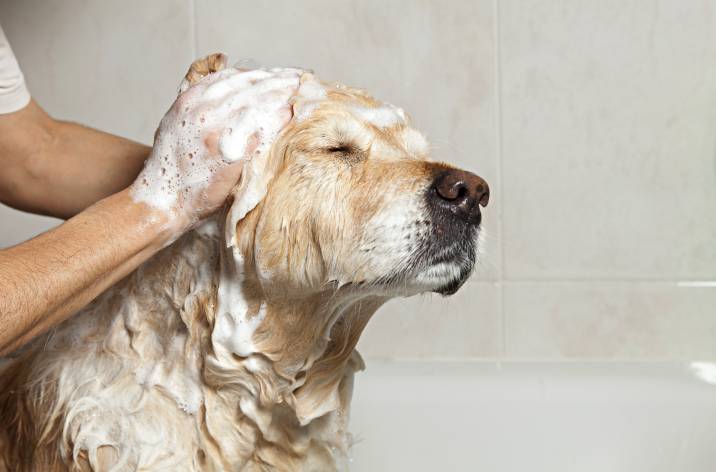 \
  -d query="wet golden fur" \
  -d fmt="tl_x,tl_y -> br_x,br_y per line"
0,66 -> 481,471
